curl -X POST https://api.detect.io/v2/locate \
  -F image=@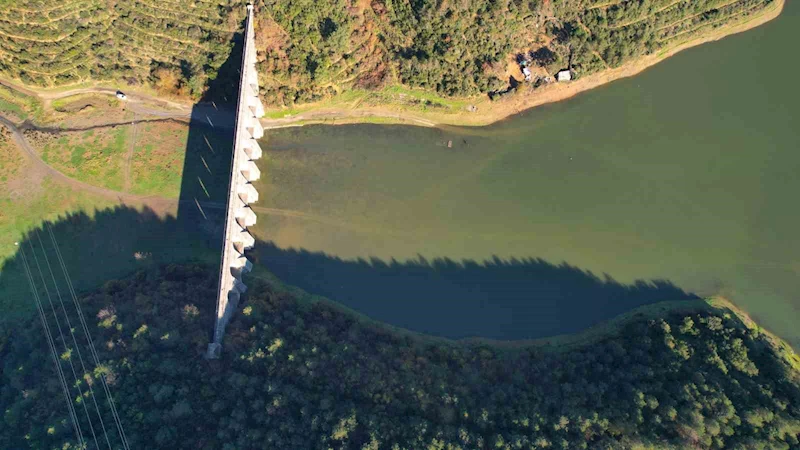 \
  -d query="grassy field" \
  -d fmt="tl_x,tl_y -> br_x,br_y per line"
6,97 -> 197,199
0,127 -> 23,185
0,132 -> 114,318
129,121 -> 188,197
35,127 -> 128,191
0,177 -> 117,302
0,83 -> 43,122
51,93 -> 118,112
0,96 -> 24,119
0,128 -> 211,324
0,129 -> 109,265
0,102 -> 228,325
264,83 -> 471,120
